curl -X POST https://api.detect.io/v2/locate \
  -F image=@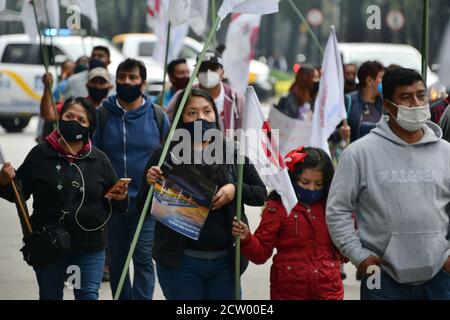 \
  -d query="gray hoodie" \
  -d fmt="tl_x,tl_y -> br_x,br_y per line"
327,116 -> 450,284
